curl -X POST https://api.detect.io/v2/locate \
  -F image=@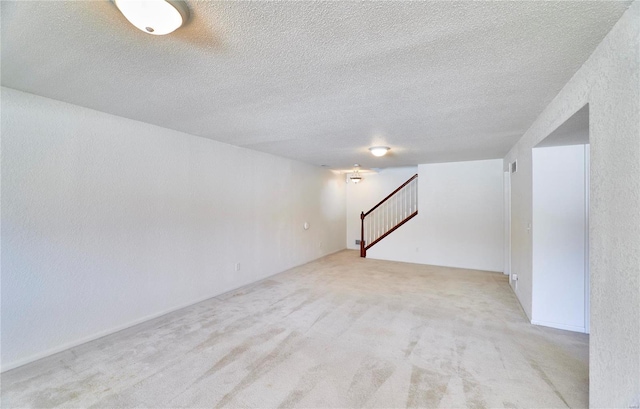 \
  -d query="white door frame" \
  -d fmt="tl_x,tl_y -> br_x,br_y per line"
504,171 -> 512,276
585,145 -> 590,333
